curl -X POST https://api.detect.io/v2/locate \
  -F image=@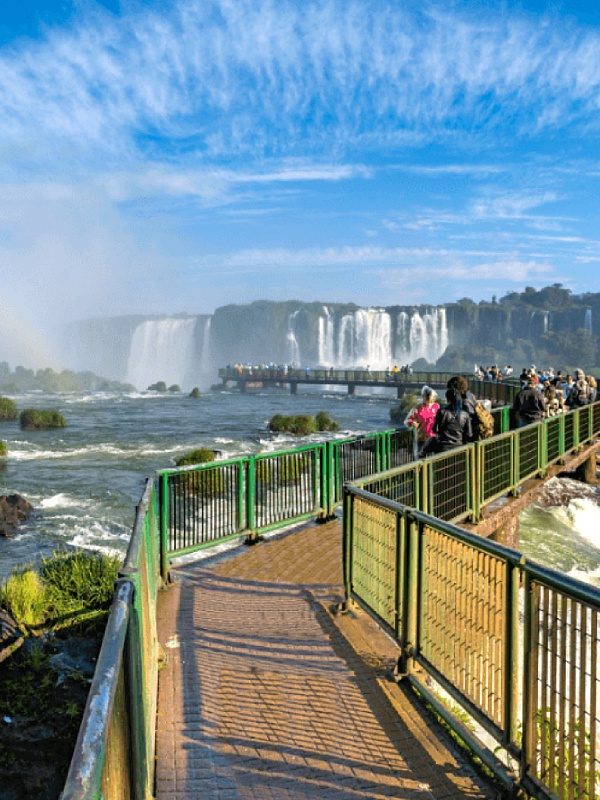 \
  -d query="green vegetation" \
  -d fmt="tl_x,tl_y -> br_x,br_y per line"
168,384 -> 181,393
315,411 -> 340,432
0,362 -> 133,393
148,381 -> 167,392
256,453 -> 310,485
173,448 -> 224,496
268,412 -> 340,436
0,396 -> 17,421
0,568 -> 47,632
41,550 -> 121,629
20,409 -> 67,430
390,393 -> 418,425
0,440 -> 7,458
0,553 -> 116,795
175,447 -> 216,467
189,387 -> 202,398
0,550 -> 121,634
